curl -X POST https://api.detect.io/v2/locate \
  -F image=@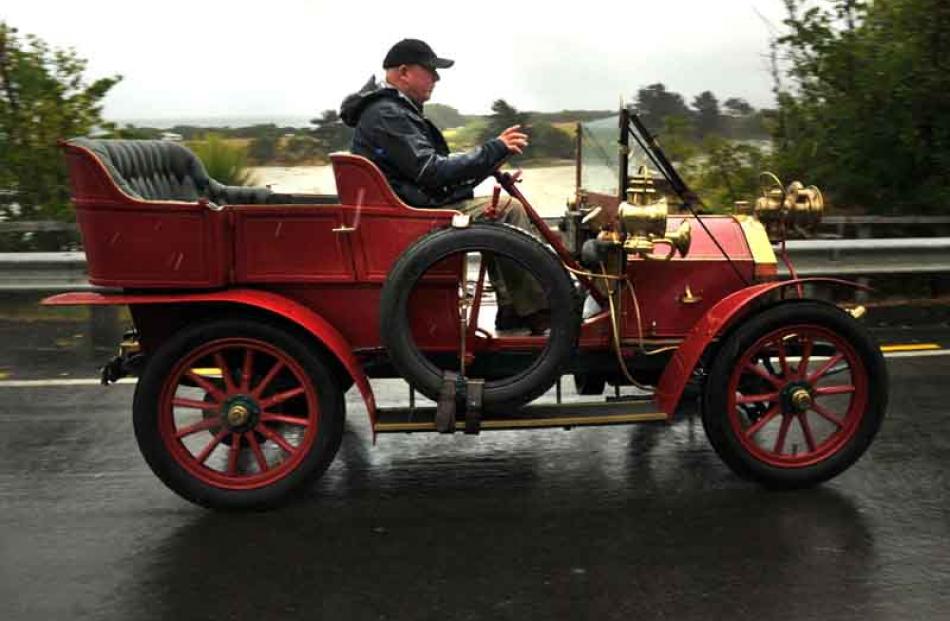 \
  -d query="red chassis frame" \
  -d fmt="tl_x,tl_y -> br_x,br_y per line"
44,144 -> 866,426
